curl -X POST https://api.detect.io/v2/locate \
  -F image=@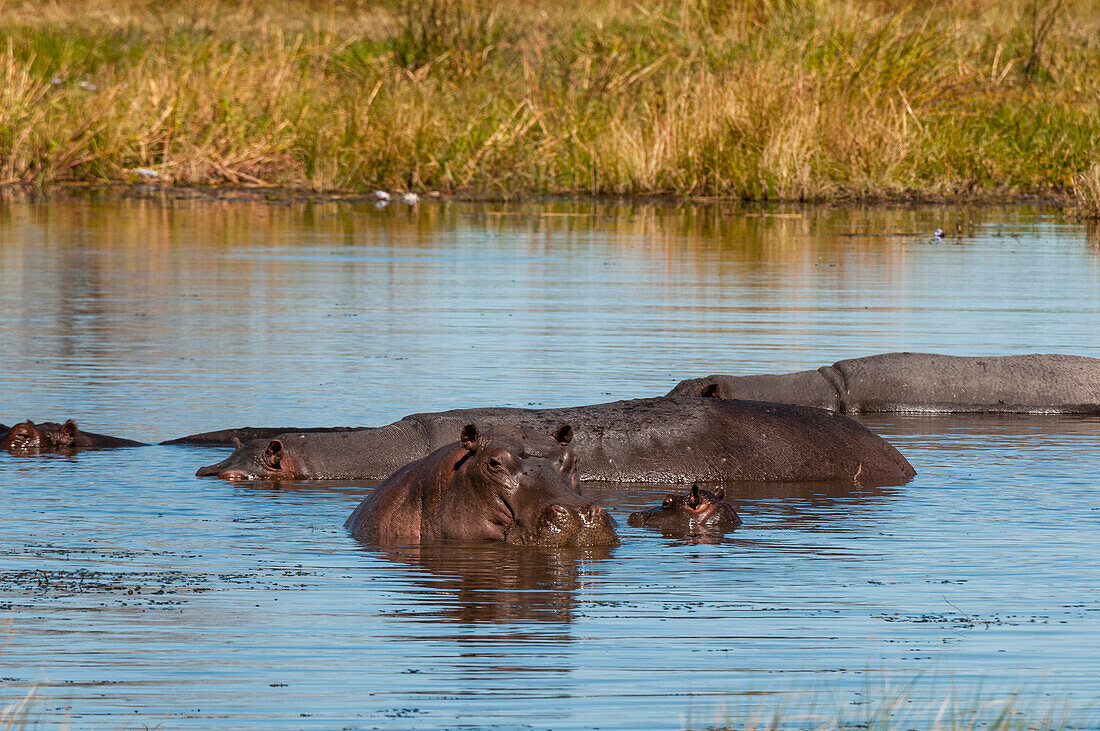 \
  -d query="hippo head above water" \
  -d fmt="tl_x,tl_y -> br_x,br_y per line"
628,484 -> 742,536
1,420 -> 144,453
196,436 -> 296,480
4,420 -> 97,452
345,423 -> 619,547
2,421 -> 65,451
